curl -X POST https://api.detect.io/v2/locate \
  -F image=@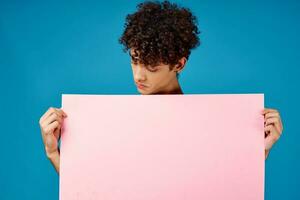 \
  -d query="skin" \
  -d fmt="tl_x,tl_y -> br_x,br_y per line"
39,50 -> 284,174
129,49 -> 186,95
